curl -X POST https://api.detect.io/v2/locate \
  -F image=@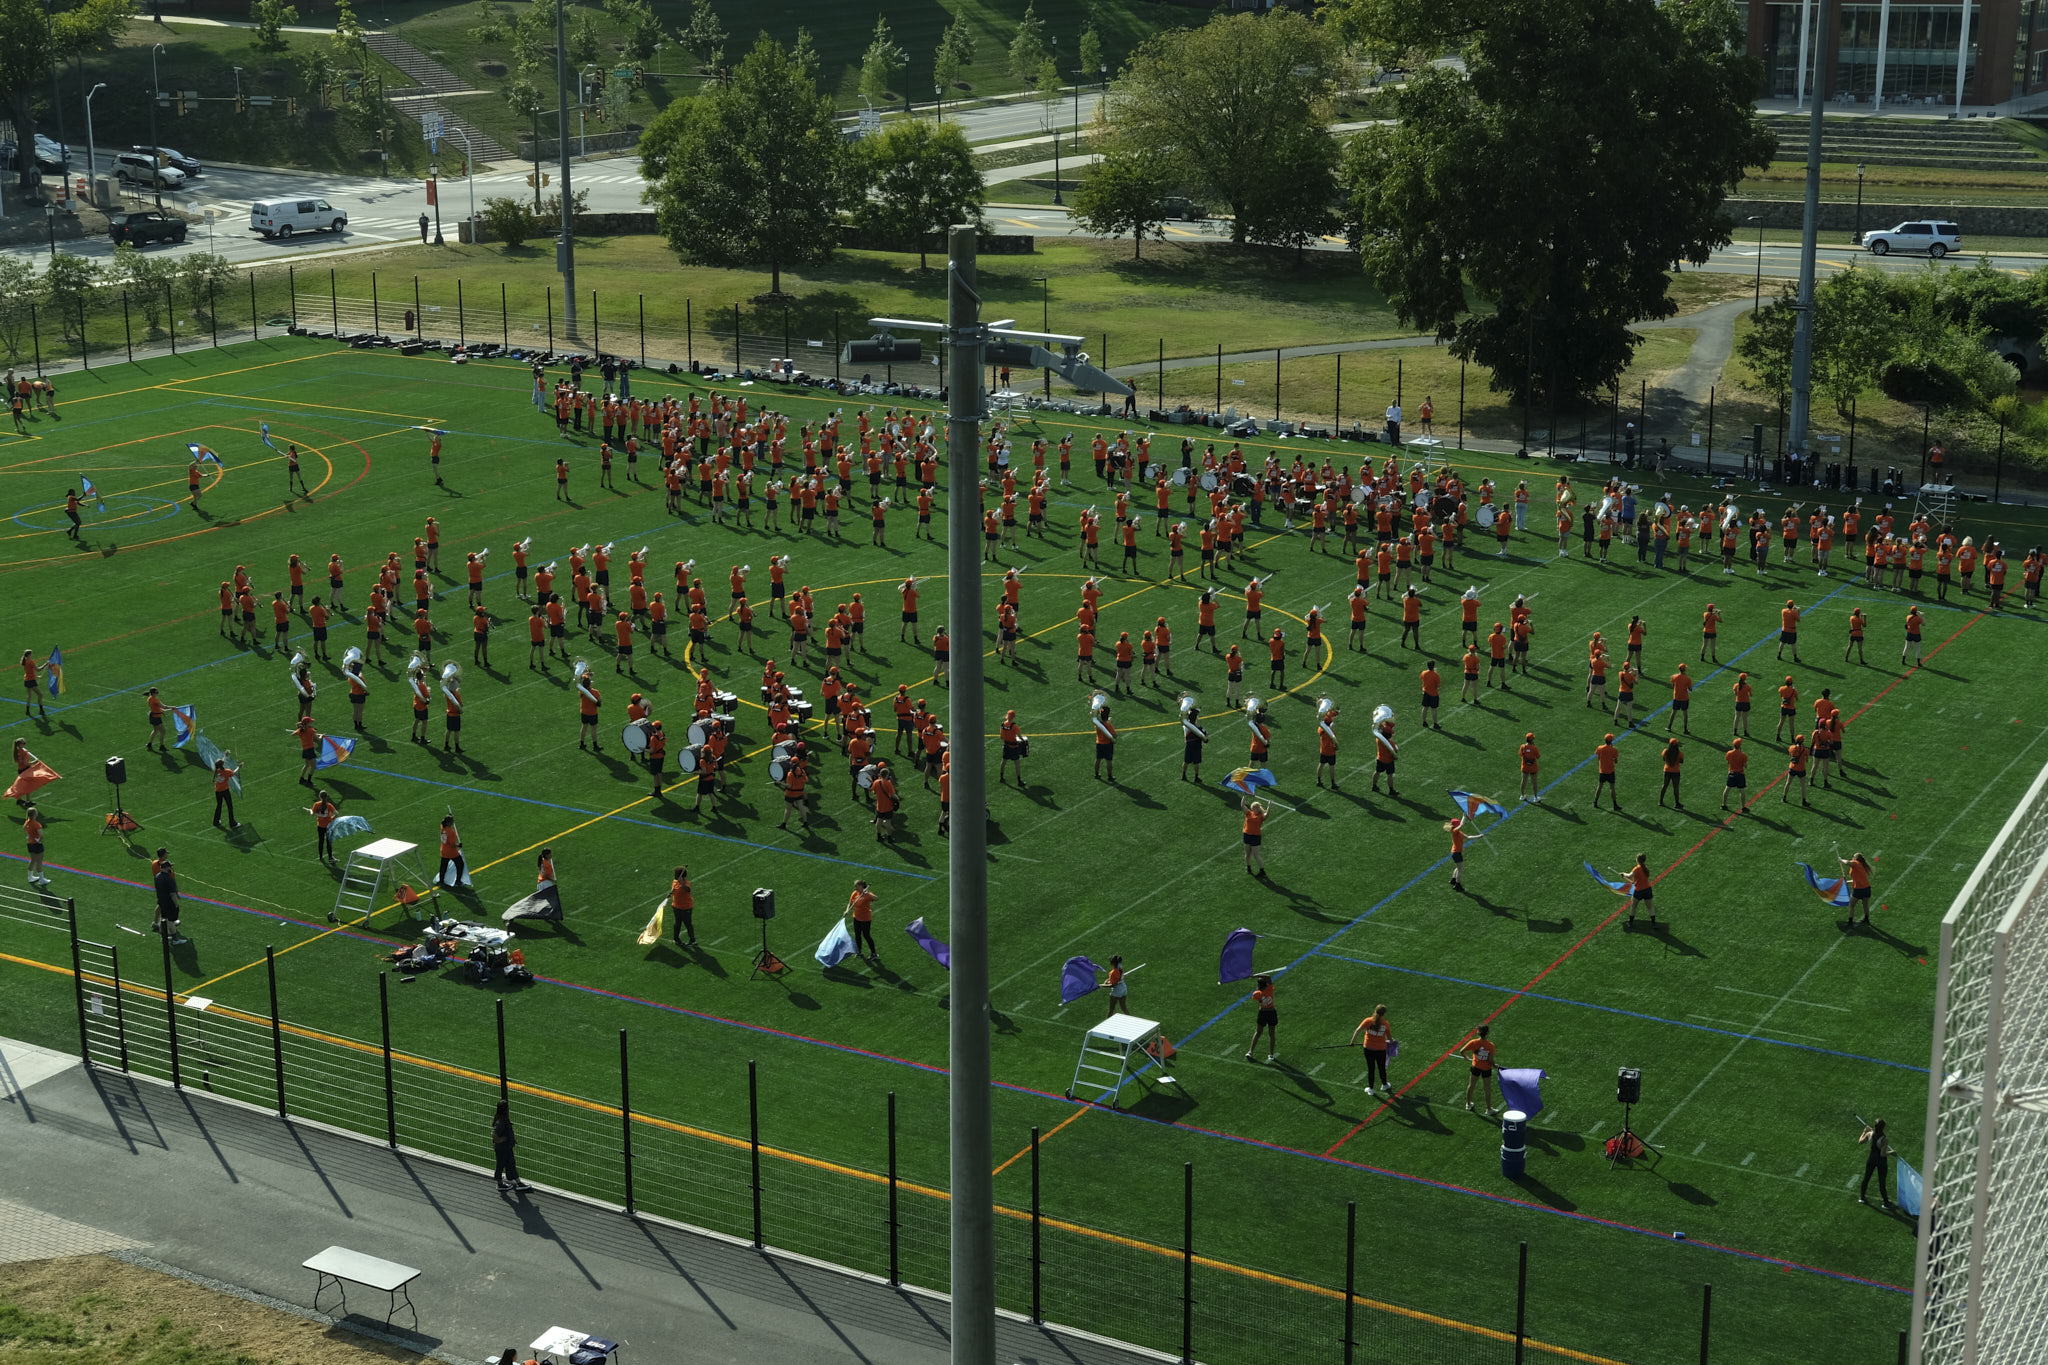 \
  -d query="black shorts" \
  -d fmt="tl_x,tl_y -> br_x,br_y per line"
902,610 -> 918,624
1631,885 -> 1653,903
1781,706 -> 1795,717
1422,695 -> 1439,709
1726,771 -> 1746,788
1470,1067 -> 1491,1080
1375,759 -> 1394,775
1255,1007 -> 1277,1026
653,621 -> 668,638
1597,771 -> 1616,785
1852,886 -> 1871,902
26,841 -> 42,855
550,623 -> 567,639
149,713 -> 163,729
1096,741 -> 1114,760
1618,692 -> 1634,705
1735,702 -> 1750,712
1780,631 -> 1797,644
1451,850 -> 1463,863
301,747 -> 316,762
1465,671 -> 1479,683
1199,624 -> 1216,638
414,707 -> 429,721
446,714 -> 462,732
1184,740 -> 1203,763
1003,743 -> 1023,760
1319,752 -> 1336,767
1672,699 -> 1688,711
